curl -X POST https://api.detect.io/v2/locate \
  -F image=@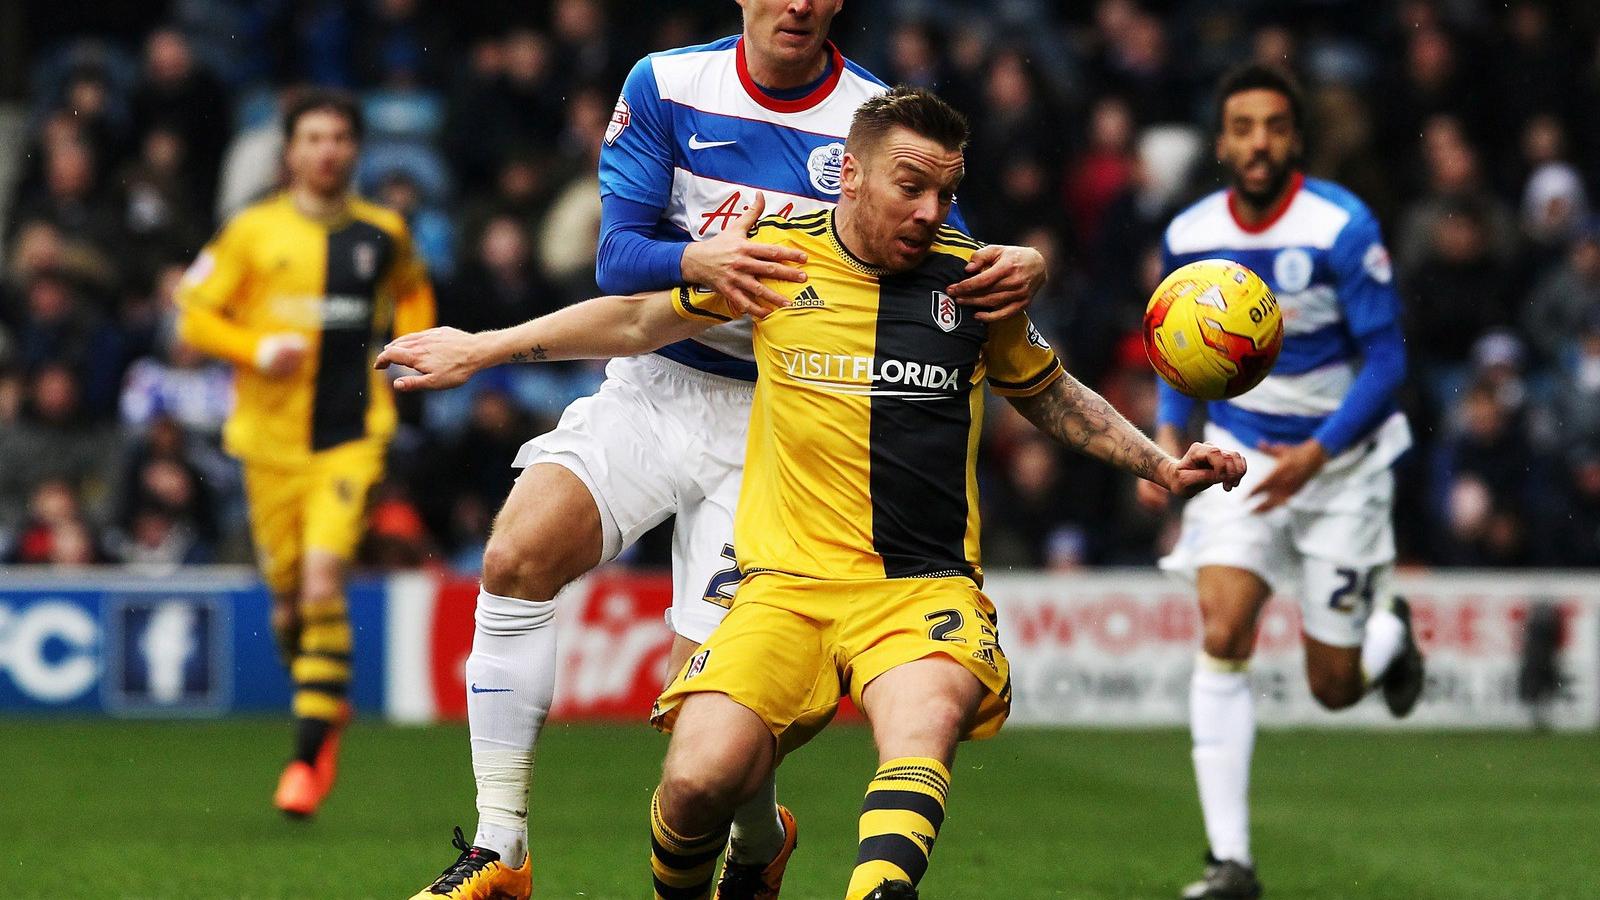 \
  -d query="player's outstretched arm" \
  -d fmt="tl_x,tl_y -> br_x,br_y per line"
374,290 -> 715,391
1008,374 -> 1247,498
